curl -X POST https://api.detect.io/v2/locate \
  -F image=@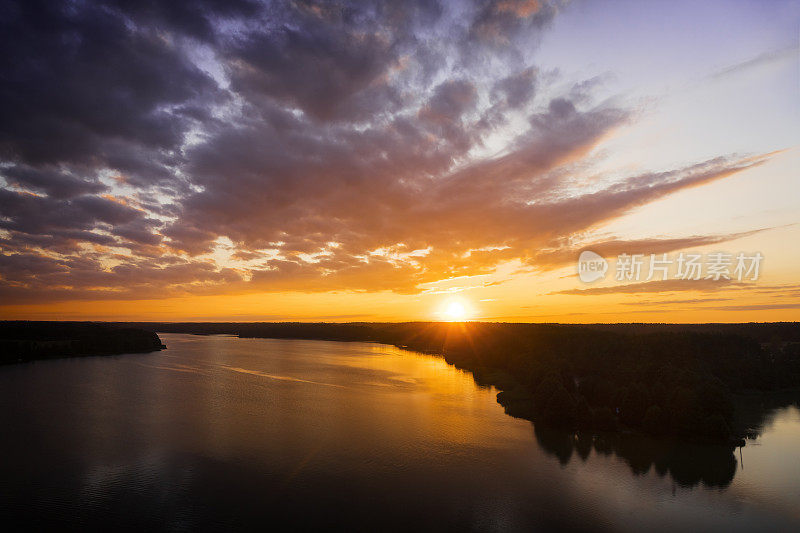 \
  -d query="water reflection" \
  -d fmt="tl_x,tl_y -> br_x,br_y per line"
533,427 -> 738,488
472,370 -> 800,491
488,381 -> 800,495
